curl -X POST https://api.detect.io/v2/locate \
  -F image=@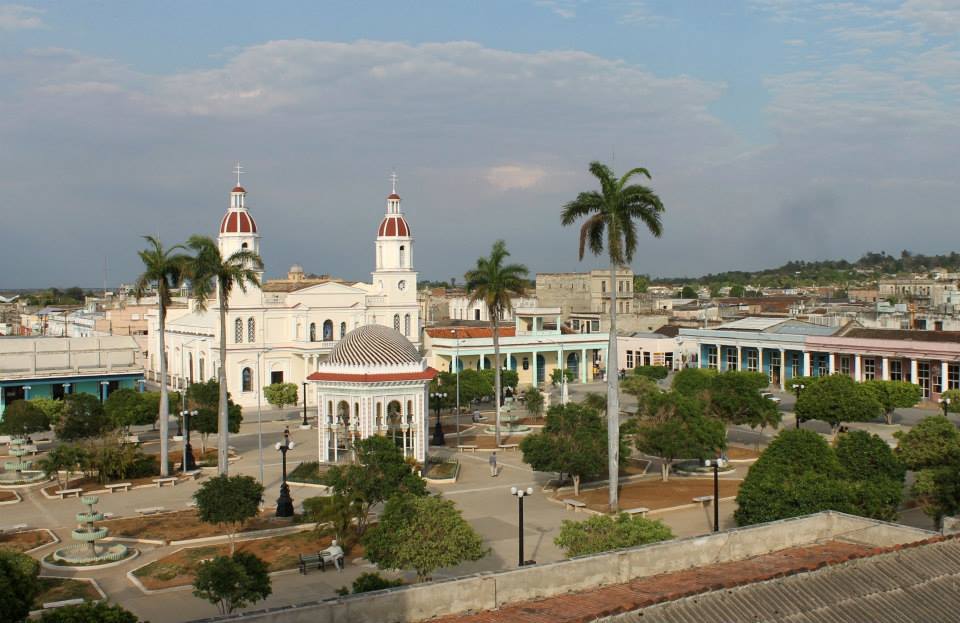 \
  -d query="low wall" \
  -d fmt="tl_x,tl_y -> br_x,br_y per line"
191,512 -> 934,623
